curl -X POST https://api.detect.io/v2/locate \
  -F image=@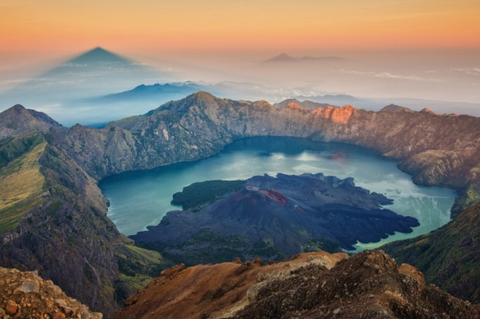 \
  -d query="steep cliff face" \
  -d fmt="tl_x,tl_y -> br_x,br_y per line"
57,92 -> 480,215
383,201 -> 480,304
1,94 -> 480,316
0,112 -> 167,317
0,131 -> 123,316
111,250 -> 480,319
